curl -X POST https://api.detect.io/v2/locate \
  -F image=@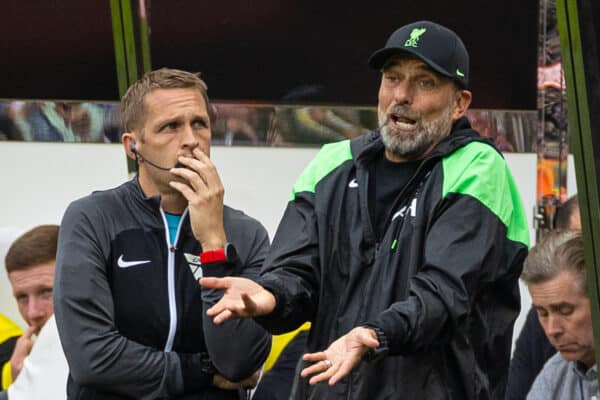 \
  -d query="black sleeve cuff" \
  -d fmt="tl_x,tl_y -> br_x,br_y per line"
201,261 -> 234,278
362,325 -> 389,362
178,352 -> 216,393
